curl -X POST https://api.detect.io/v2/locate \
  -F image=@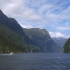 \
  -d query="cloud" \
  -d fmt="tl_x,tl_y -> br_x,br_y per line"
1,0 -> 70,24
38,4 -> 52,14
49,32 -> 70,38
20,24 -> 33,29
0,0 -> 45,22
38,0 -> 70,25
21,8 -> 45,22
49,32 -> 64,38
56,22 -> 70,31
56,26 -> 70,31
0,0 -> 24,16
60,6 -> 70,20
0,0 -> 70,37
